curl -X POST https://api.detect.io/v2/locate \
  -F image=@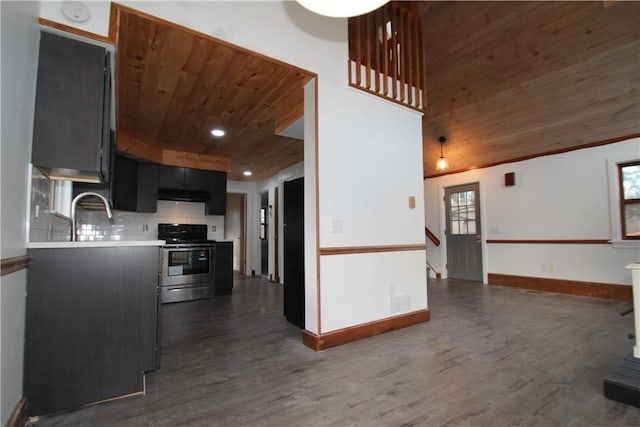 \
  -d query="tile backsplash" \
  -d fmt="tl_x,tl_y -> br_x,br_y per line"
29,168 -> 225,242
29,168 -> 71,241
75,200 -> 225,241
